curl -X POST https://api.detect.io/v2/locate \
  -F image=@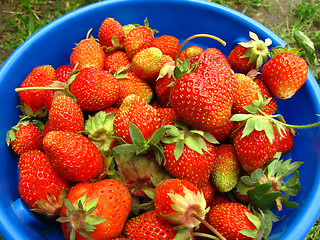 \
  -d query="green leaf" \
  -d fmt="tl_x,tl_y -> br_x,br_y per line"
230,113 -> 252,122
293,29 -> 318,65
184,135 -> 202,154
112,143 -> 138,155
248,182 -> 281,210
63,198 -> 75,212
277,159 -> 303,180
242,117 -> 256,137
128,121 -> 145,145
241,168 -> 264,185
149,127 -> 168,145
282,171 -> 301,197
85,215 -> 107,226
85,198 -> 99,214
56,216 -> 70,223
174,139 -> 184,160
163,125 -> 180,137
281,191 -> 299,209
239,229 -> 258,239
245,211 -> 262,229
